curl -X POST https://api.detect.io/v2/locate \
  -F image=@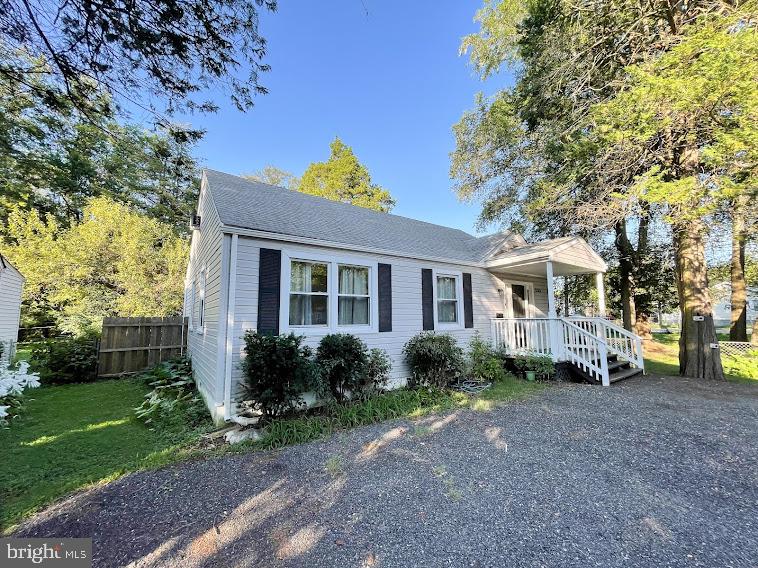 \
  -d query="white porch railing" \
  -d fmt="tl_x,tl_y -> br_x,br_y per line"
490,317 -> 553,356
490,317 -> 643,386
568,317 -> 644,372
